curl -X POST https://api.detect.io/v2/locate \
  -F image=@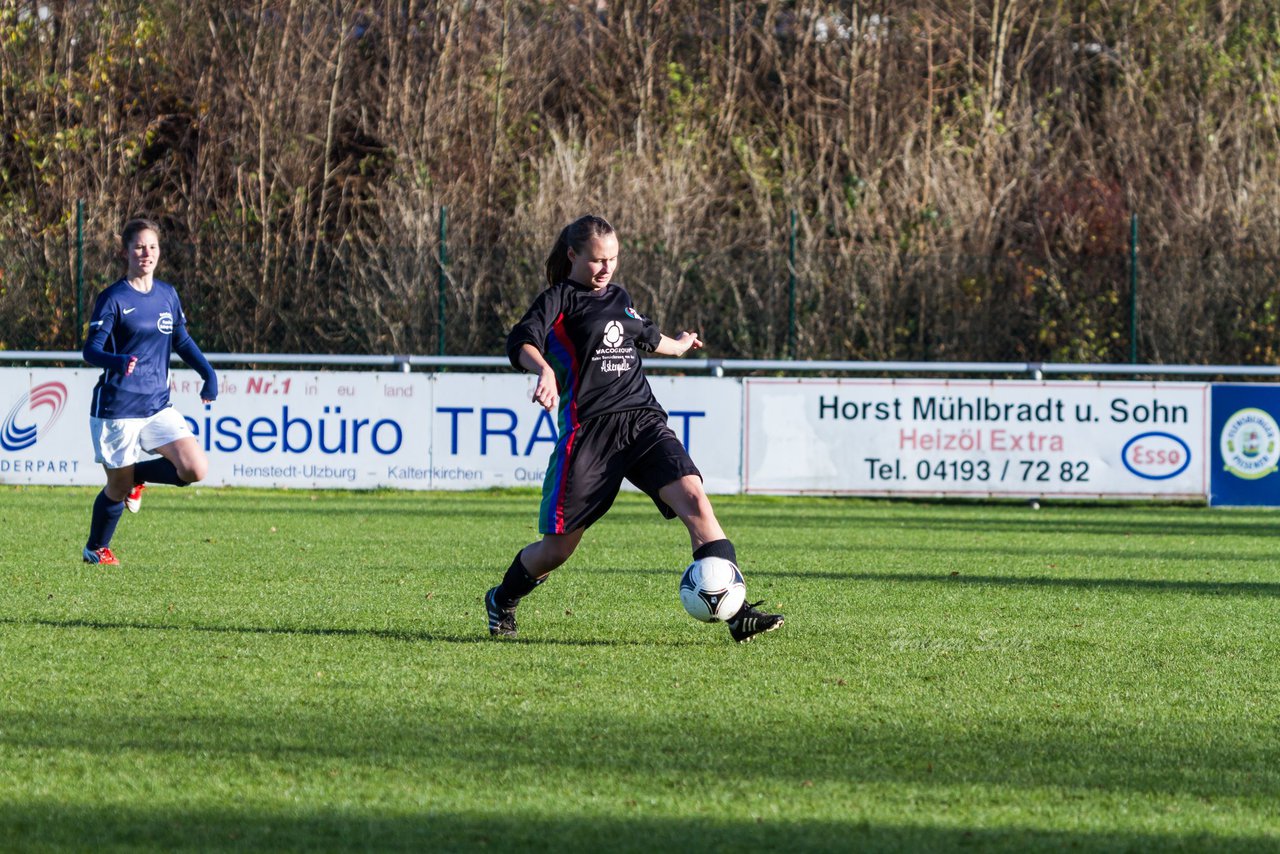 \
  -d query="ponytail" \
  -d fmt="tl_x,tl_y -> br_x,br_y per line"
545,214 -> 615,287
